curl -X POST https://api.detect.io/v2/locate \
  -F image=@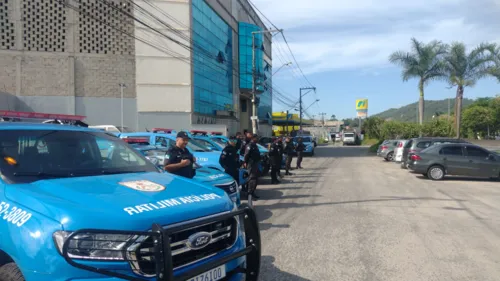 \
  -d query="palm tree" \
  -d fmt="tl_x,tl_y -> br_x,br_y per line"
389,38 -> 448,125
486,44 -> 500,82
443,42 -> 496,138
